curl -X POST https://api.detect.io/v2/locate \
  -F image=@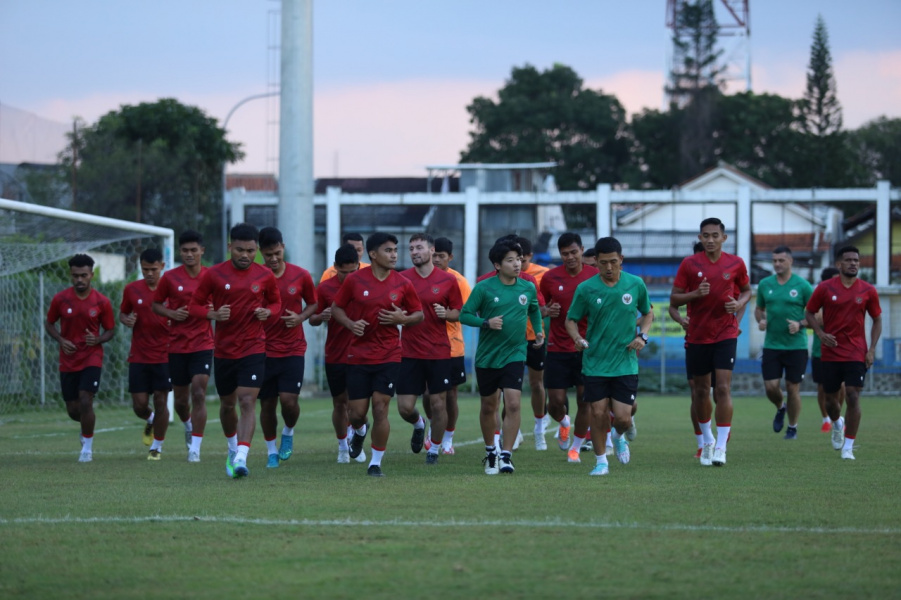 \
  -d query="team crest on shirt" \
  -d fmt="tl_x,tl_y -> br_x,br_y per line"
622,294 -> 633,305
390,293 -> 398,301
518,294 -> 528,306
789,289 -> 798,298
251,284 -> 260,293
89,309 -> 98,317
856,297 -> 863,304
288,286 -> 297,295
723,273 -> 731,280
431,286 -> 440,294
